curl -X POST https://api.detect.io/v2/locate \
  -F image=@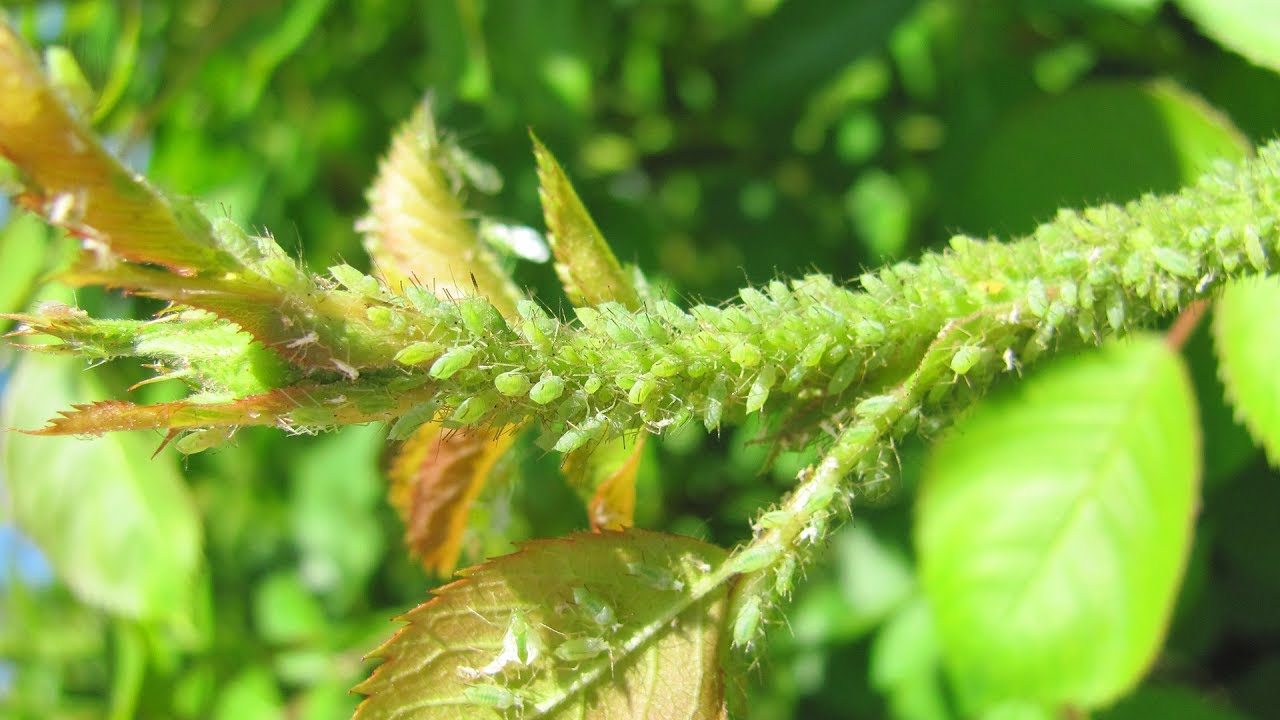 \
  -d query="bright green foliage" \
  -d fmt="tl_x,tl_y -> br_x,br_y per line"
1176,0 -> 1280,74
1214,277 -> 1280,465
917,337 -> 1199,713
